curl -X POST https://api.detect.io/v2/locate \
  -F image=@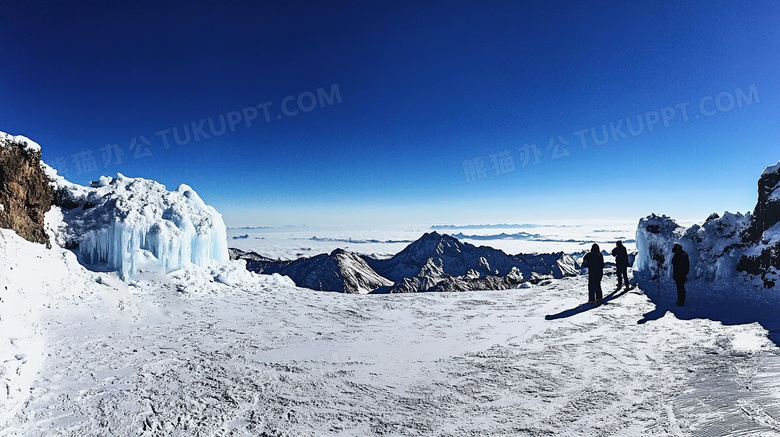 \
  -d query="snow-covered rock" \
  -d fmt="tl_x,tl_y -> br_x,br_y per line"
235,248 -> 392,294
0,131 -> 41,153
635,162 -> 780,287
49,172 -> 228,280
737,161 -> 780,287
684,212 -> 749,281
634,213 -> 749,281
634,214 -> 683,278
744,161 -> 780,243
365,231 -> 578,283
